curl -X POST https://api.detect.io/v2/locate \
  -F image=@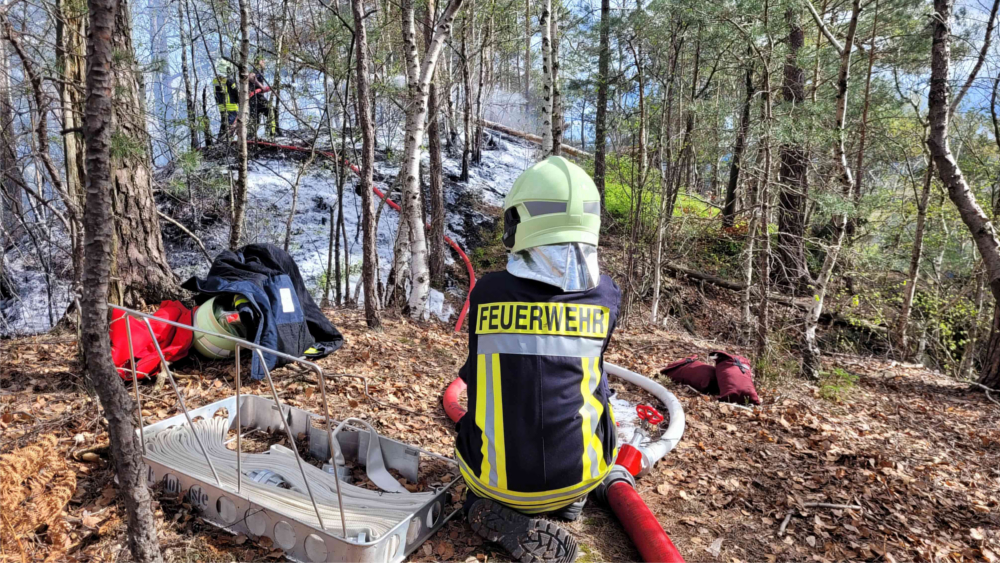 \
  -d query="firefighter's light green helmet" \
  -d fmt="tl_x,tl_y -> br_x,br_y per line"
502,156 -> 601,253
216,58 -> 232,77
192,296 -> 245,359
